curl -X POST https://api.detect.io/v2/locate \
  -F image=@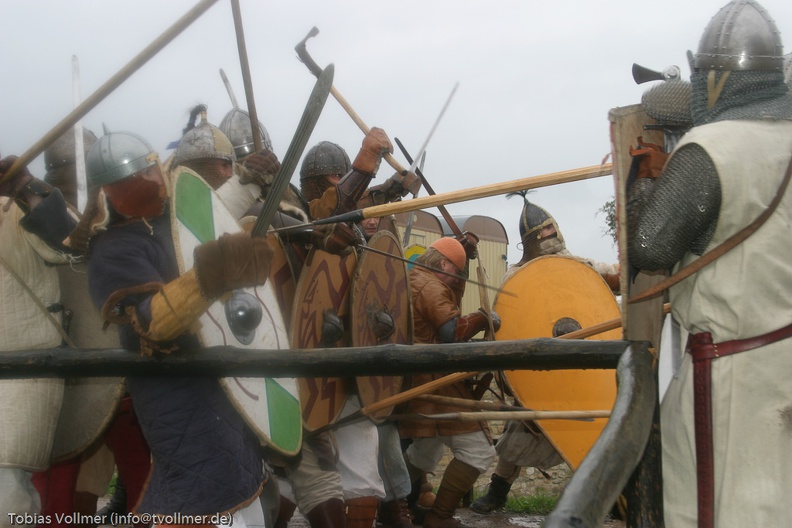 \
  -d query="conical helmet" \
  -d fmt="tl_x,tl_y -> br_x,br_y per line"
86,131 -> 158,187
299,141 -> 350,181
693,0 -> 784,72
218,108 -> 273,158
510,193 -> 566,262
173,110 -> 235,167
44,128 -> 98,170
